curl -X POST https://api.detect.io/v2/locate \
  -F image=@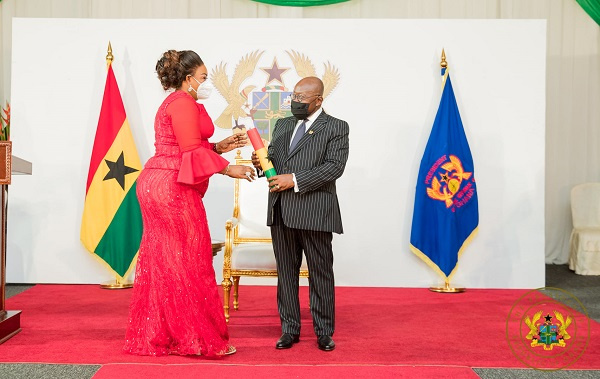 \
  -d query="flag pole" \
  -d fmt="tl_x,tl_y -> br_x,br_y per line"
440,48 -> 449,92
101,275 -> 133,289
430,279 -> 464,293
99,41 -> 133,290
429,49 -> 465,294
106,41 -> 113,67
